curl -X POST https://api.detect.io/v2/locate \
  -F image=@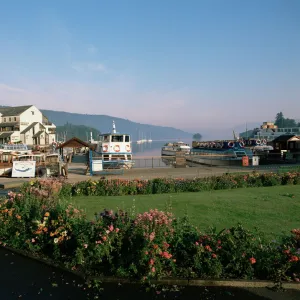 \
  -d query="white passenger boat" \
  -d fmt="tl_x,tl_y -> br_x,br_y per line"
0,143 -> 31,155
161,141 -> 191,156
93,121 -> 134,169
